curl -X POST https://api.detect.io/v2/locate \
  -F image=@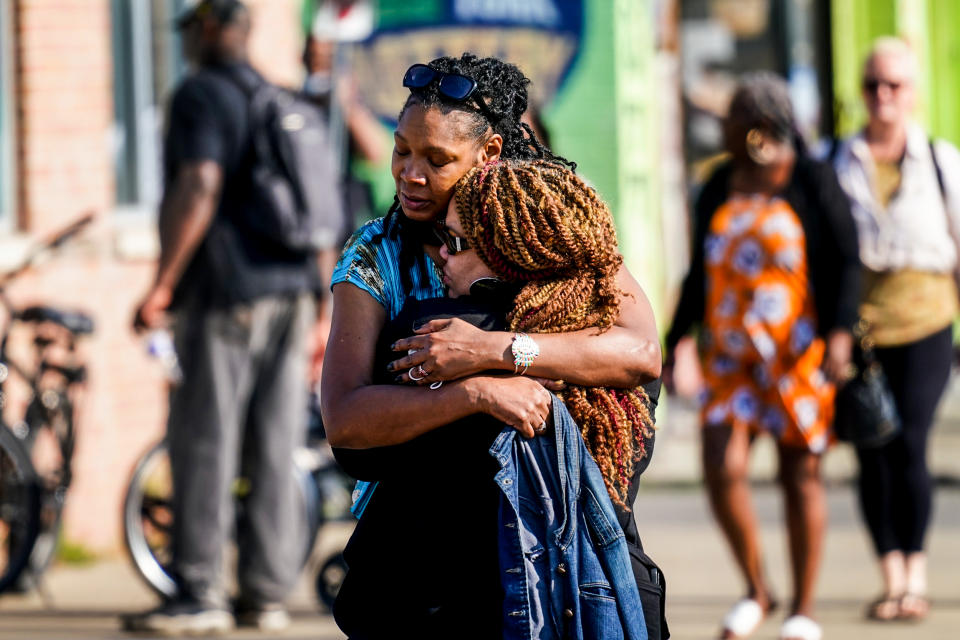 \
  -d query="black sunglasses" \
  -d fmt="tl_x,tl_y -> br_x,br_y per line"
433,225 -> 471,255
403,64 -> 495,121
863,77 -> 903,93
